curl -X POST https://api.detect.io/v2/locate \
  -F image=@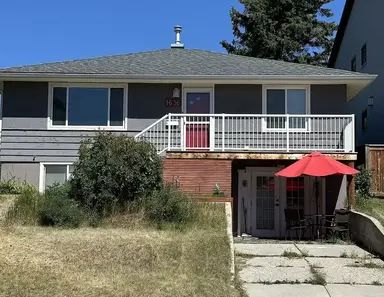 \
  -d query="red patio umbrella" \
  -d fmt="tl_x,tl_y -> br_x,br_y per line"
275,152 -> 359,177
275,152 -> 359,238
